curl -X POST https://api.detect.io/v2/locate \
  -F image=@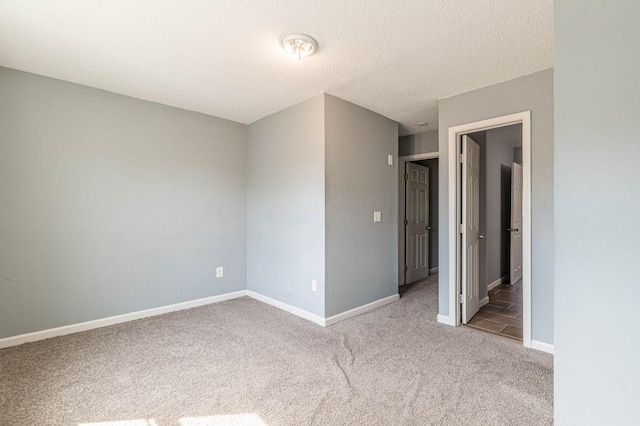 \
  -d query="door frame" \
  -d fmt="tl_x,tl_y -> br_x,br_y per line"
398,152 -> 439,286
447,111 -> 532,348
